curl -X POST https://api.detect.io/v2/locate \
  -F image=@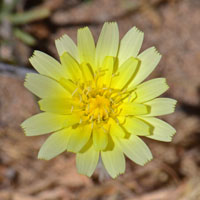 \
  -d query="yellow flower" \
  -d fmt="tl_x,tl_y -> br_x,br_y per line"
21,22 -> 177,178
